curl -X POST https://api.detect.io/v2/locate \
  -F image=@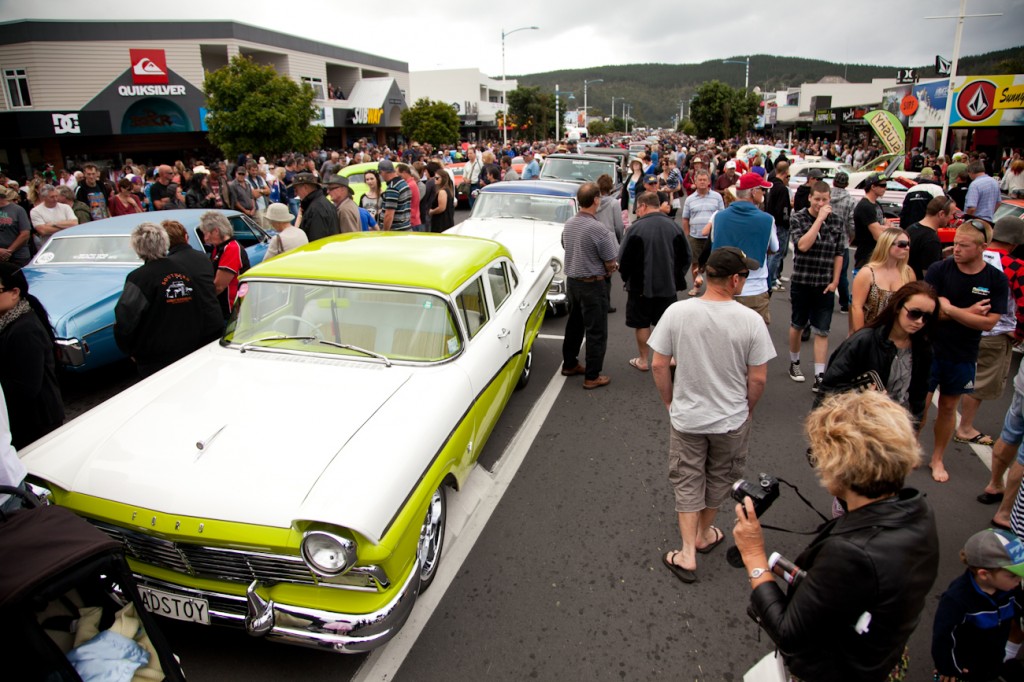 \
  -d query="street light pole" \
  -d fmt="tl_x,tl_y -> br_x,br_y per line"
582,78 -> 603,130
553,85 -> 574,141
501,25 -> 539,148
722,56 -> 750,91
